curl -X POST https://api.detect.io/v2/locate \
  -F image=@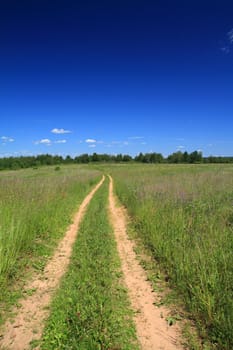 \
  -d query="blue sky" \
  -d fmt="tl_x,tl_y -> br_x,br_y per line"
0,0 -> 233,157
